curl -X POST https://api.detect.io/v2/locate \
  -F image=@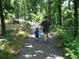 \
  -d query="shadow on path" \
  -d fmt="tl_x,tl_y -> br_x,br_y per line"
15,34 -> 65,59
